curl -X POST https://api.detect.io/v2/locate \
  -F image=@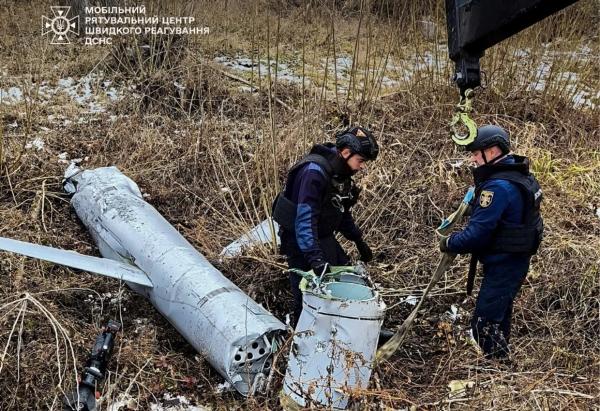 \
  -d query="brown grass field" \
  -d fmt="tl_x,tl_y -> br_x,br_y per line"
0,0 -> 598,409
